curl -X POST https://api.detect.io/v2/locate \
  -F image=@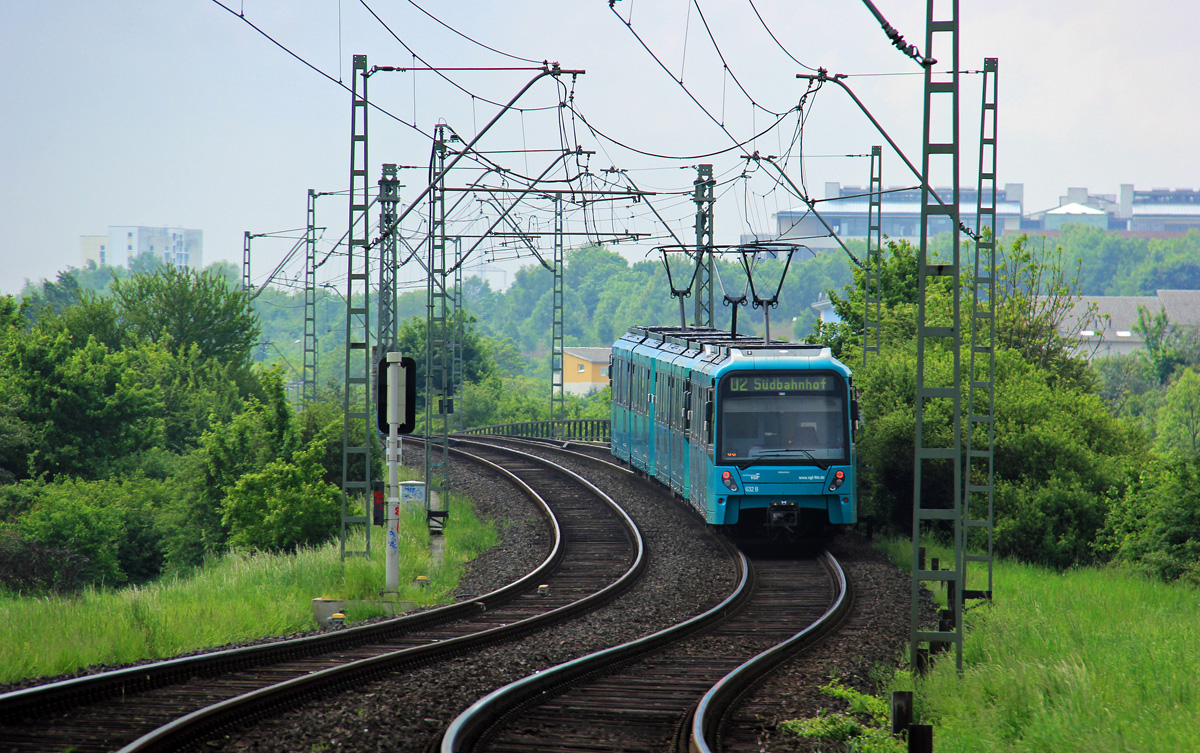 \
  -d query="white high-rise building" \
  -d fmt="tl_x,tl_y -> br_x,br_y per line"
81,226 -> 203,270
